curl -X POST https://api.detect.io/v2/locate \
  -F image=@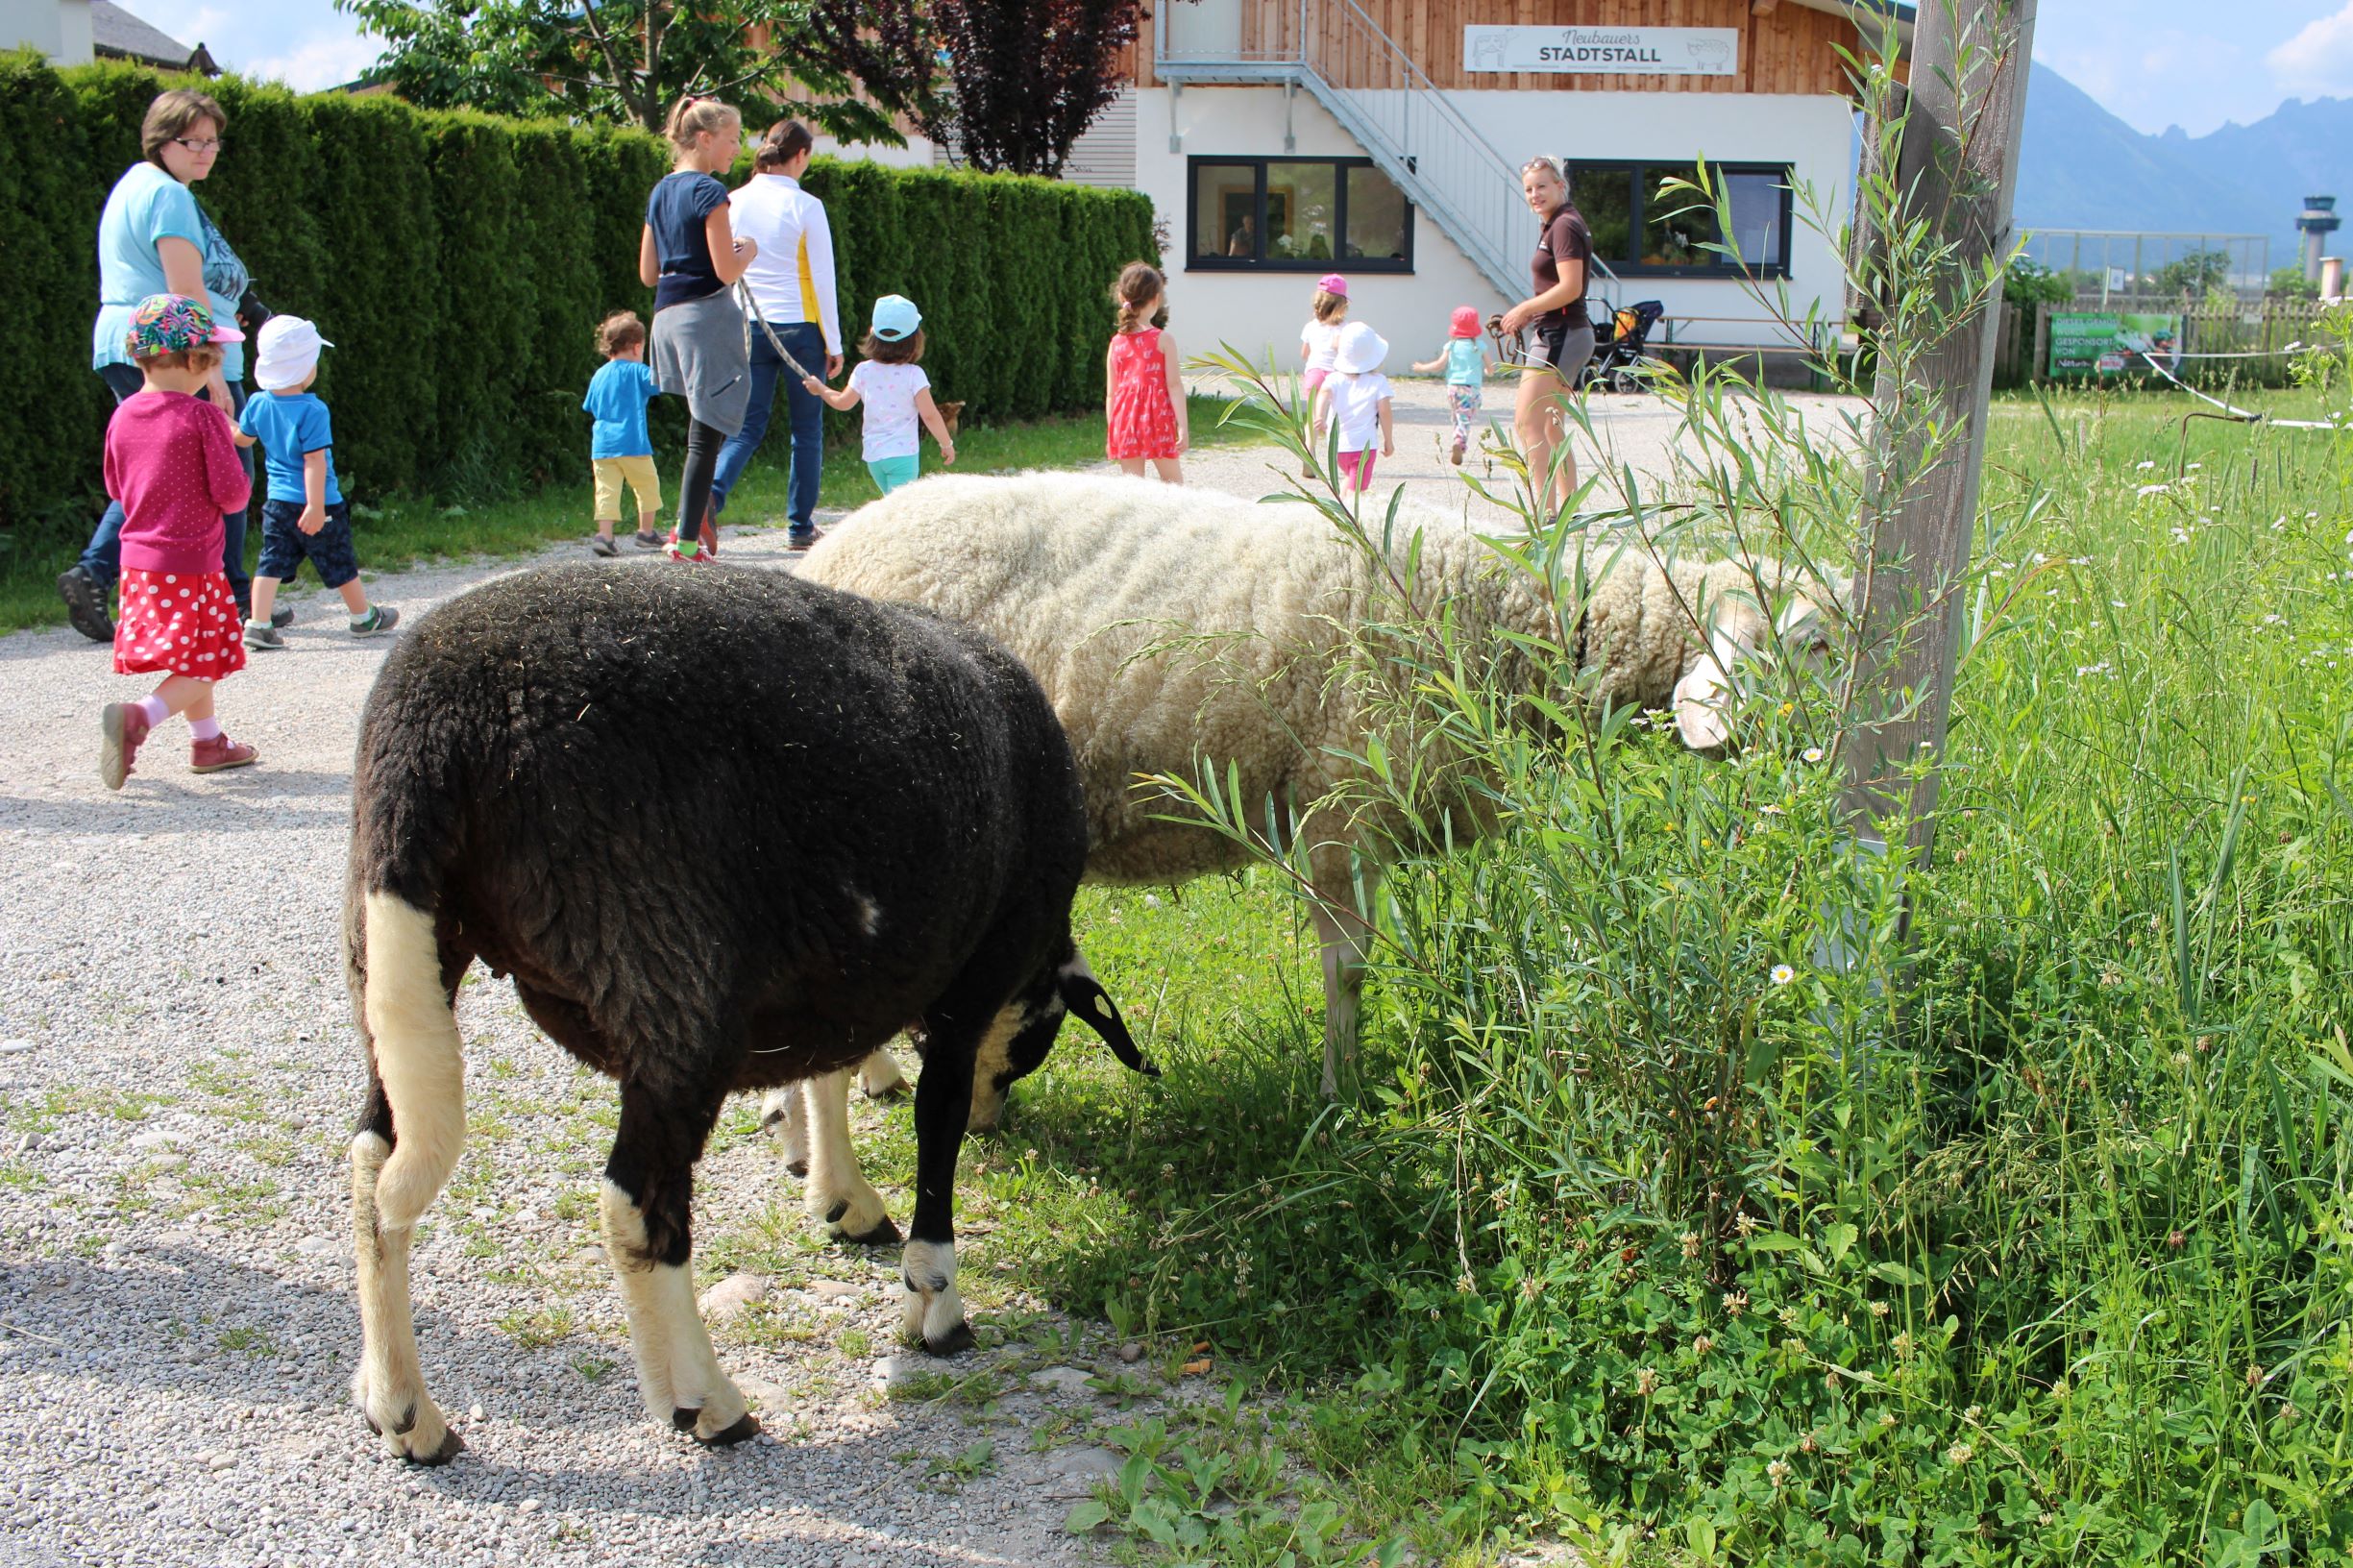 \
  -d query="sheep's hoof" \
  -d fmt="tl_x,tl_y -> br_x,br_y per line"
845,1214 -> 900,1247
922,1320 -> 977,1358
784,1160 -> 809,1179
696,1411 -> 763,1448
410,1428 -> 466,1467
